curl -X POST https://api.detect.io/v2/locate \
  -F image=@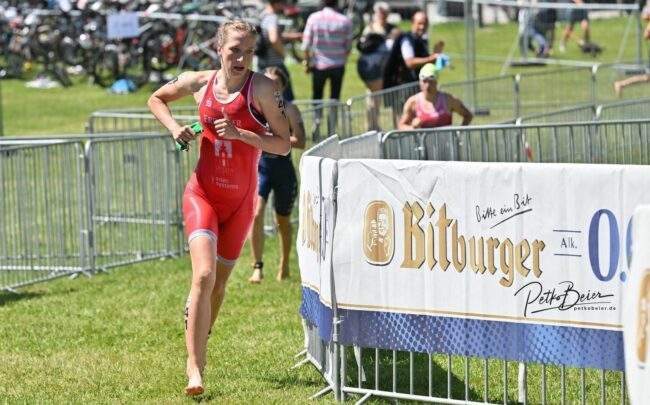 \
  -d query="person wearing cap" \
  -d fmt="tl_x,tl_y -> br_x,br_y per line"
398,63 -> 473,129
